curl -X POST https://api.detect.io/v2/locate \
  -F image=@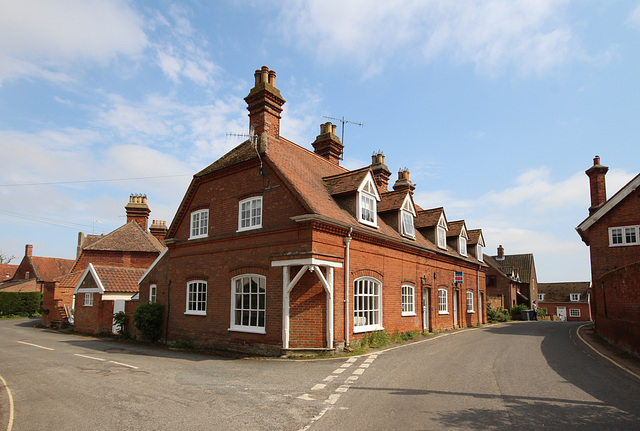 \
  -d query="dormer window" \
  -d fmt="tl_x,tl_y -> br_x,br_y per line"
357,175 -> 379,227
400,195 -> 416,238
570,293 -> 580,302
477,245 -> 483,262
190,209 -> 209,239
437,216 -> 447,249
459,236 -> 467,256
